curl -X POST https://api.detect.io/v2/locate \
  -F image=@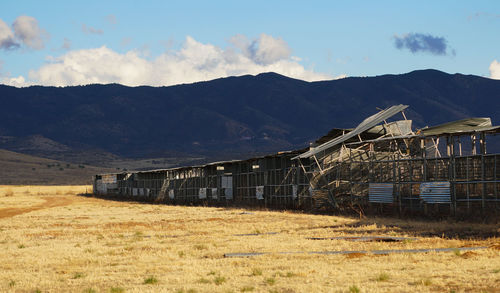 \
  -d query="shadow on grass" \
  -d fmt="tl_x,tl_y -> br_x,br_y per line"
77,192 -> 500,240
